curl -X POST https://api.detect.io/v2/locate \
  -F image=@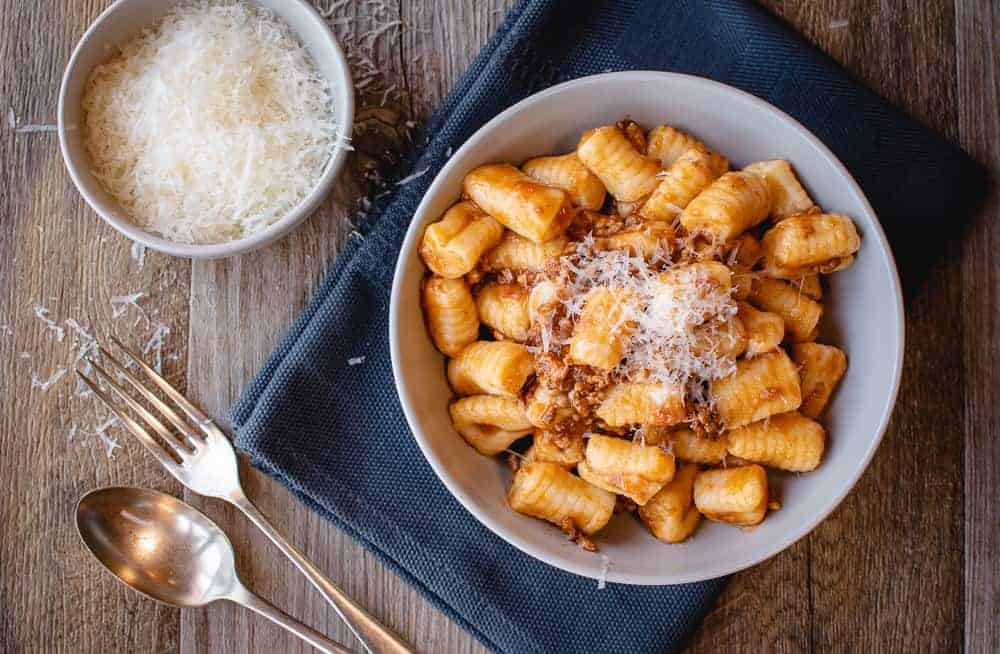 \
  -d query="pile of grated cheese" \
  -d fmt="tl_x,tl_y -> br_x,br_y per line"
539,234 -> 738,399
81,0 -> 342,244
